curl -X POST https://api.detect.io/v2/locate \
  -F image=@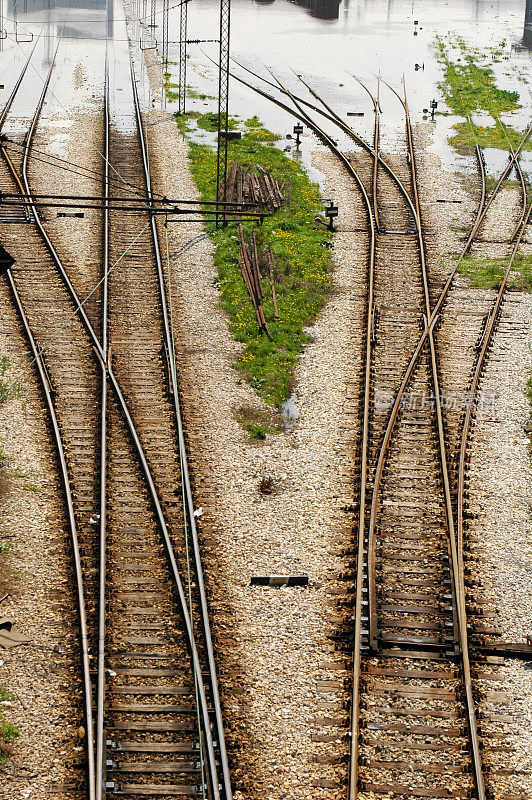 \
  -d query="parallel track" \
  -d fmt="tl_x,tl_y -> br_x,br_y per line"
0,43 -> 231,800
